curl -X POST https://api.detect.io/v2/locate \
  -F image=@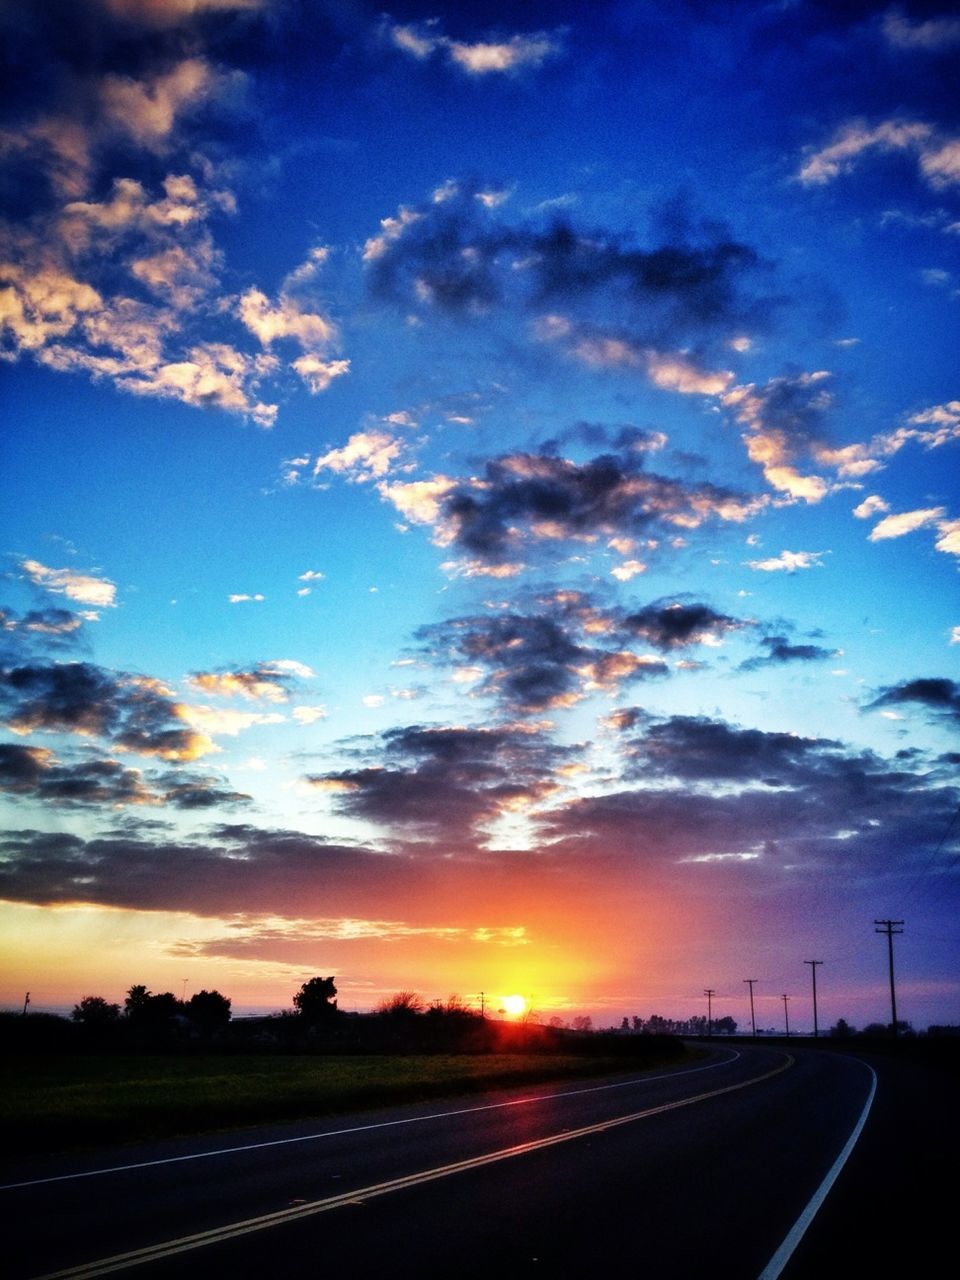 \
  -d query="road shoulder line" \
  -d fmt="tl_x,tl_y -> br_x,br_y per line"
756,1058 -> 877,1280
